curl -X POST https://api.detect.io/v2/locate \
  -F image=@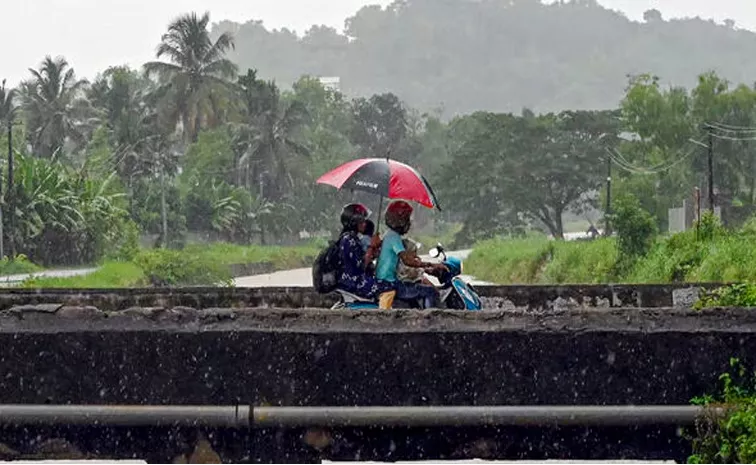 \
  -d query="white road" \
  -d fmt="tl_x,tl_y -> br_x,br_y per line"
0,267 -> 98,287
233,249 -> 491,288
